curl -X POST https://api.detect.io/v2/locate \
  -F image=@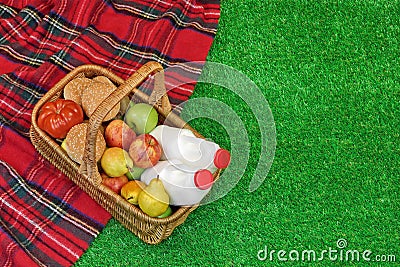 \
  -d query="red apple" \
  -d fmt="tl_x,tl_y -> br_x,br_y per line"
104,119 -> 136,150
101,172 -> 129,194
128,134 -> 162,168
